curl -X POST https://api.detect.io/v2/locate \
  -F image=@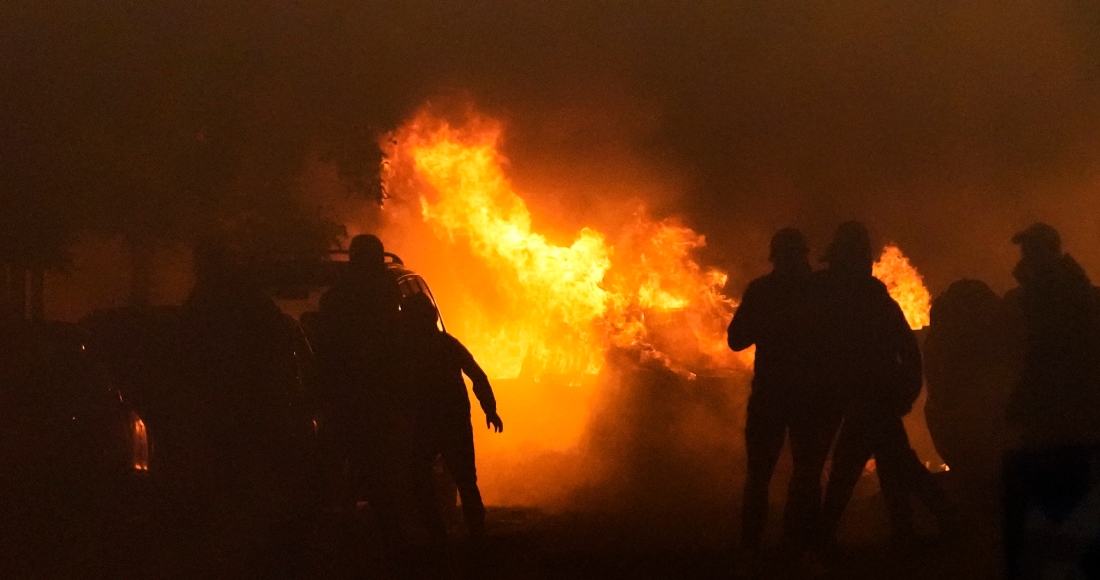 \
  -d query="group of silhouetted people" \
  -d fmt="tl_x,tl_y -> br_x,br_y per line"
170,234 -> 502,574
730,220 -> 1100,576
313,234 -> 503,562
729,222 -> 956,576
